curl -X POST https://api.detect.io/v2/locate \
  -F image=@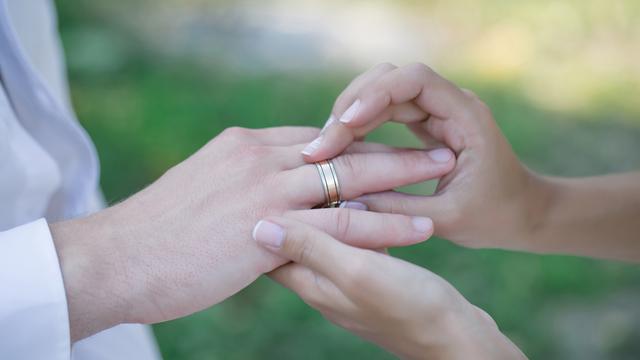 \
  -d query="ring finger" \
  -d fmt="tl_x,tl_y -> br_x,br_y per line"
283,148 -> 455,207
